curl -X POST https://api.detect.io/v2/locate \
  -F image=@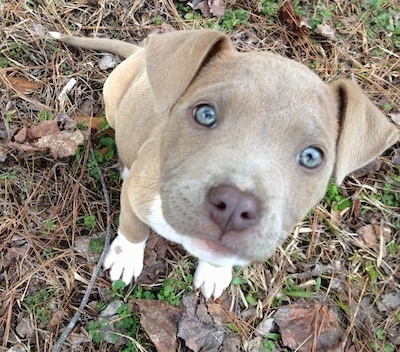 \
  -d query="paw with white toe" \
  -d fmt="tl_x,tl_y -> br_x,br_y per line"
103,231 -> 146,285
193,260 -> 233,299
